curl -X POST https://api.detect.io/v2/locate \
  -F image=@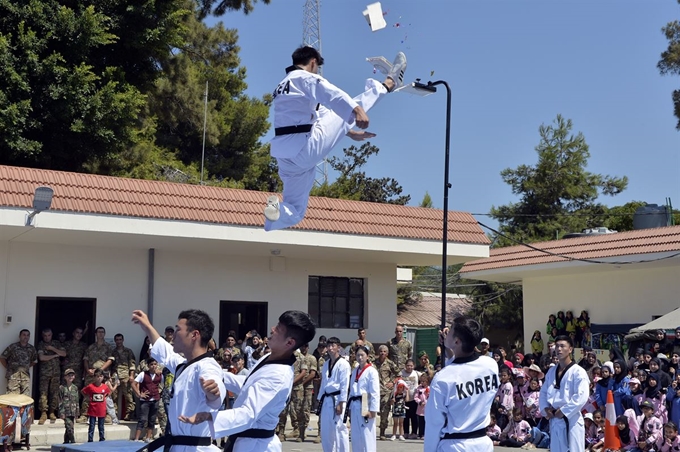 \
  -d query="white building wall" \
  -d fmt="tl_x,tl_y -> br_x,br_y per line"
522,265 -> 680,353
0,241 -> 397,392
